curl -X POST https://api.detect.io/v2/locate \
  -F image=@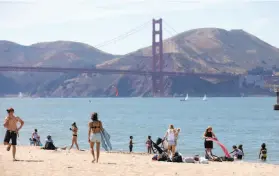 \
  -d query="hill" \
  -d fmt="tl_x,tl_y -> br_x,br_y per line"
0,40 -> 116,94
1,28 -> 279,97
